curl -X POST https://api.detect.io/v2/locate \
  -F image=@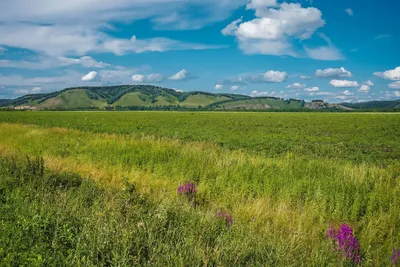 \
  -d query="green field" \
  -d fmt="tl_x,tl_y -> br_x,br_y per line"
0,111 -> 399,266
